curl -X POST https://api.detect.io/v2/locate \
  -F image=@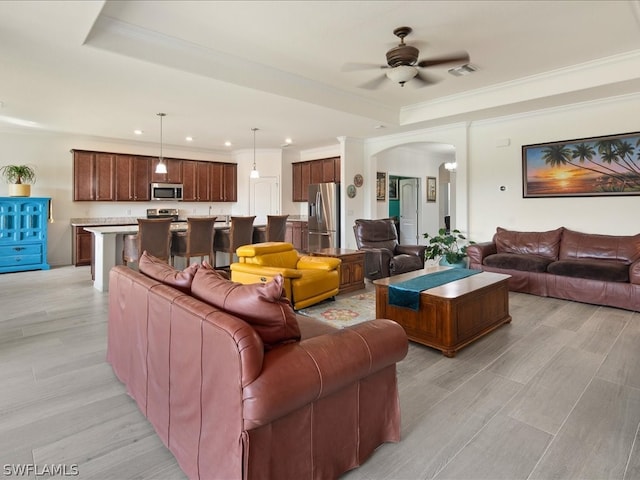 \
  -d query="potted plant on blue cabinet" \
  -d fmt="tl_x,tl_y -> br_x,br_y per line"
0,164 -> 36,197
